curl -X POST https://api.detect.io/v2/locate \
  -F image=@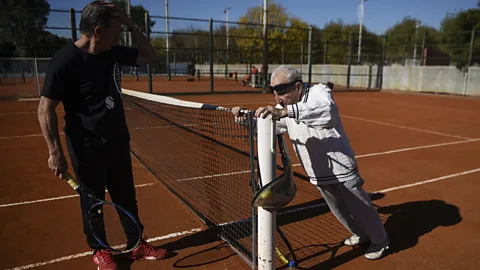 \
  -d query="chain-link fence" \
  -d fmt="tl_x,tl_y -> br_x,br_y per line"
1,6 -> 479,98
